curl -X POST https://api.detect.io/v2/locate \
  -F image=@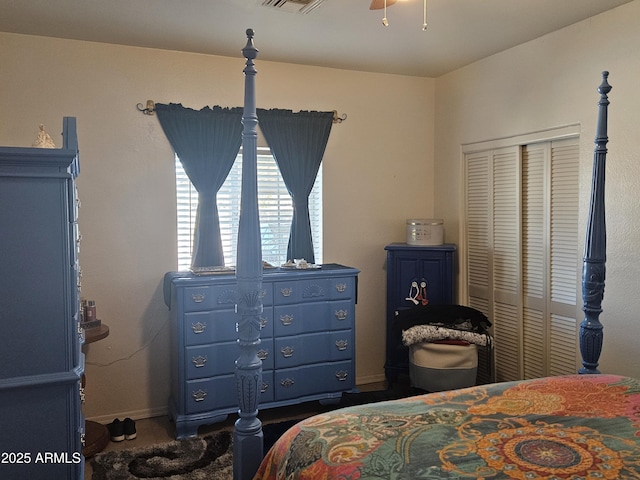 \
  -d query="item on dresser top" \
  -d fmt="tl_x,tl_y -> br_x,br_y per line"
280,258 -> 321,269
190,266 -> 236,275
